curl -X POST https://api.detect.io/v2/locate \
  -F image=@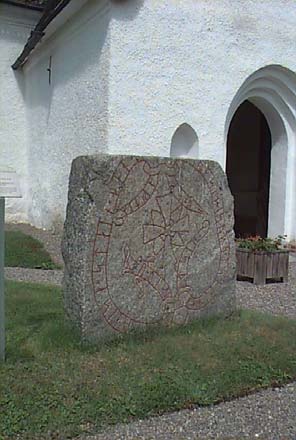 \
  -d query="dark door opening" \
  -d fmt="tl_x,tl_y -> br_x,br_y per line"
226,100 -> 272,238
